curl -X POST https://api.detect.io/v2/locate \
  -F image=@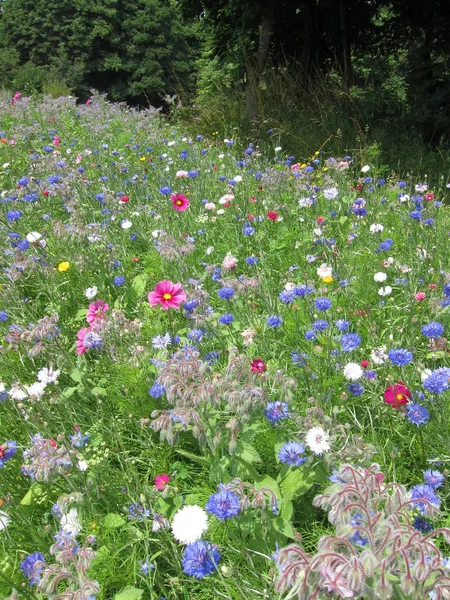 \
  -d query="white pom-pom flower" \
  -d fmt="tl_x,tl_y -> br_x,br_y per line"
171,505 -> 208,544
